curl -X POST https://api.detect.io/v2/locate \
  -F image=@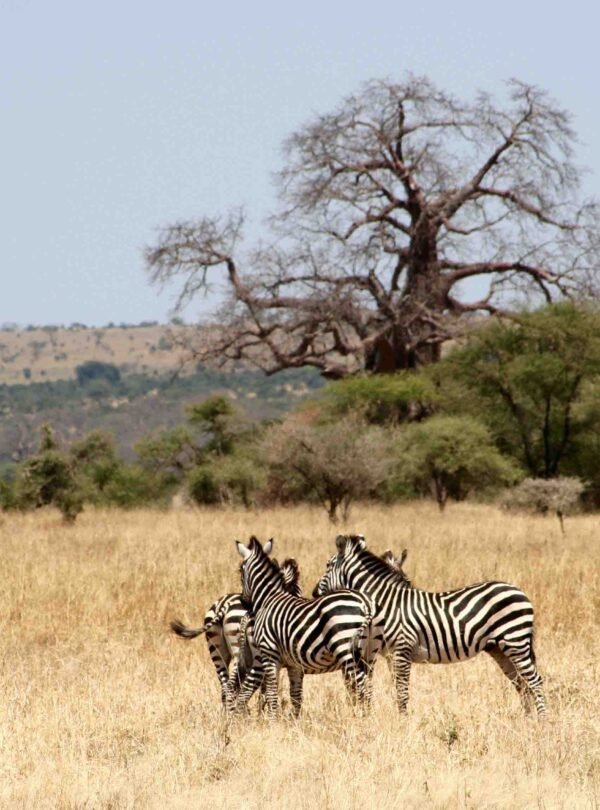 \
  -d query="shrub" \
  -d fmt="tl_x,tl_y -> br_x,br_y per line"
502,476 -> 584,533
264,415 -> 392,522
394,415 -> 520,511
320,372 -> 437,425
